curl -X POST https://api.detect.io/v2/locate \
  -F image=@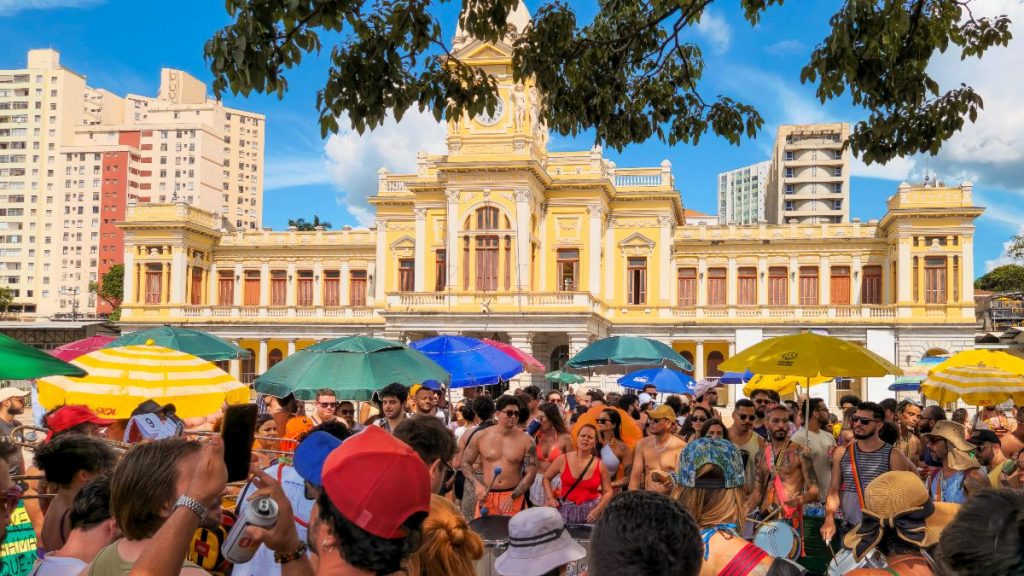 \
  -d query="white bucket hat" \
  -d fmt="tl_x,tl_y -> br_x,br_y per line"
495,507 -> 586,576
